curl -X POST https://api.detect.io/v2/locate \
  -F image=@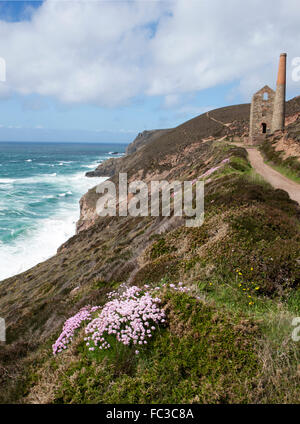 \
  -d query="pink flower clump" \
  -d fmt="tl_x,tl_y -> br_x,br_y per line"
84,286 -> 165,353
52,282 -> 192,356
52,305 -> 100,355
192,158 -> 230,185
